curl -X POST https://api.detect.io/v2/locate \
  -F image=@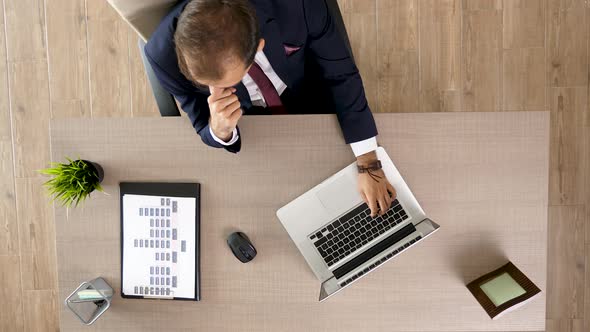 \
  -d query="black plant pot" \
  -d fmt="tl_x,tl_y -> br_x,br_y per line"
81,160 -> 104,184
